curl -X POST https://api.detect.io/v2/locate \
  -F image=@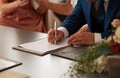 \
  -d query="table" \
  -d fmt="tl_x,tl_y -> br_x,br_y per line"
0,26 -> 72,78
